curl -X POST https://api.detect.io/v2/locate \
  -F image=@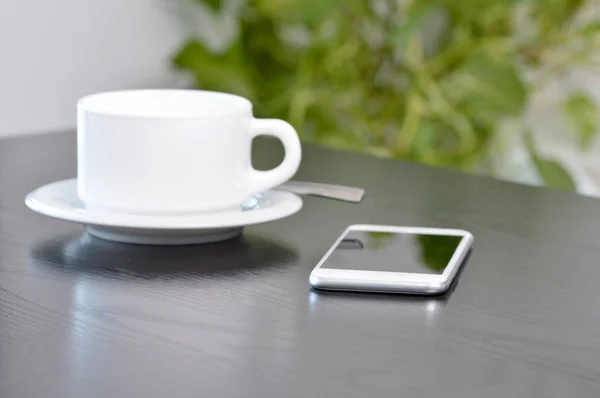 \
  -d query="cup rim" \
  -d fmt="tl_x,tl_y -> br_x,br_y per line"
77,89 -> 253,119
